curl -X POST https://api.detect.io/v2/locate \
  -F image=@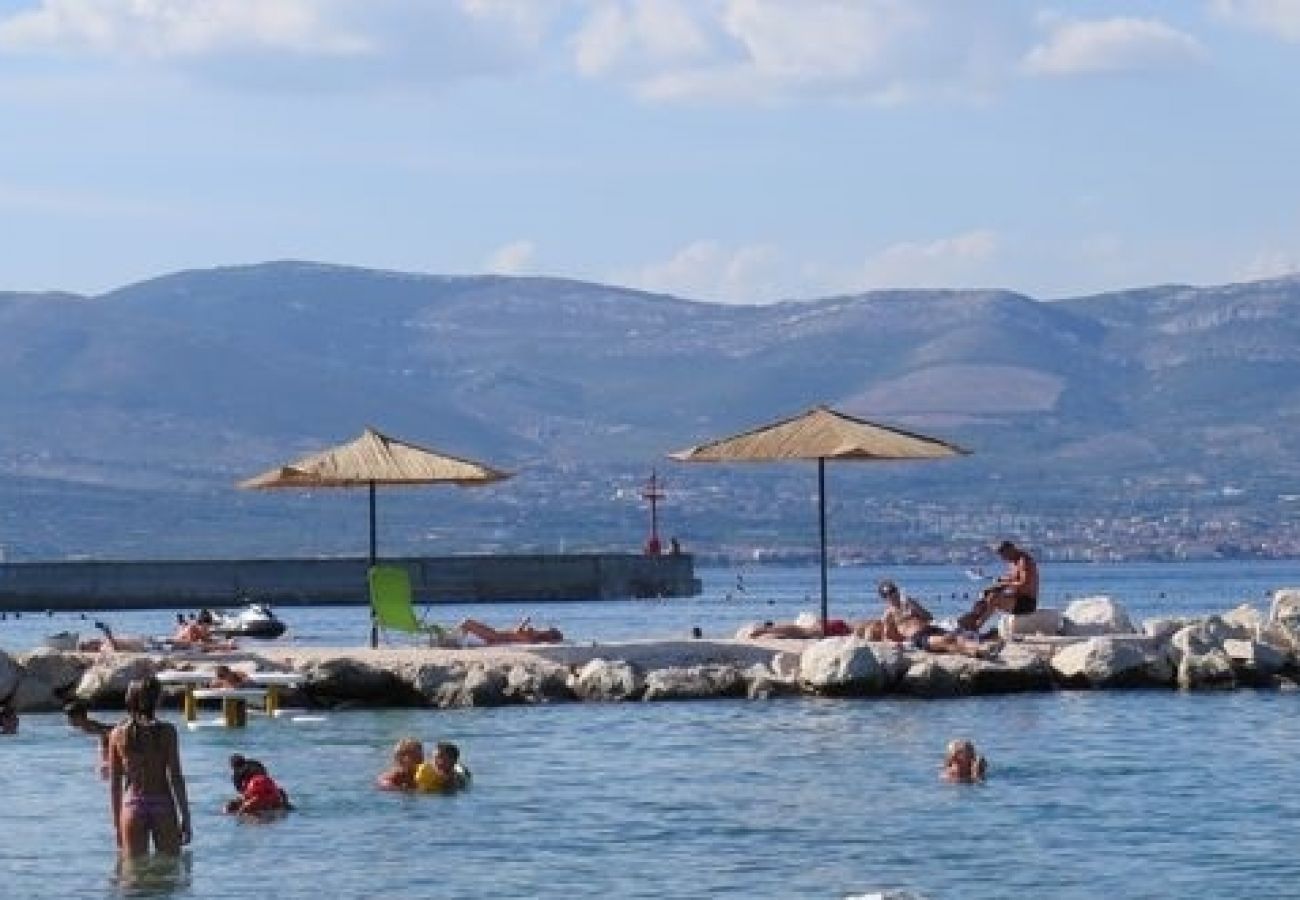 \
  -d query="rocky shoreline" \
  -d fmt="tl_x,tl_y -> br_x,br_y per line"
4,595 -> 1300,711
